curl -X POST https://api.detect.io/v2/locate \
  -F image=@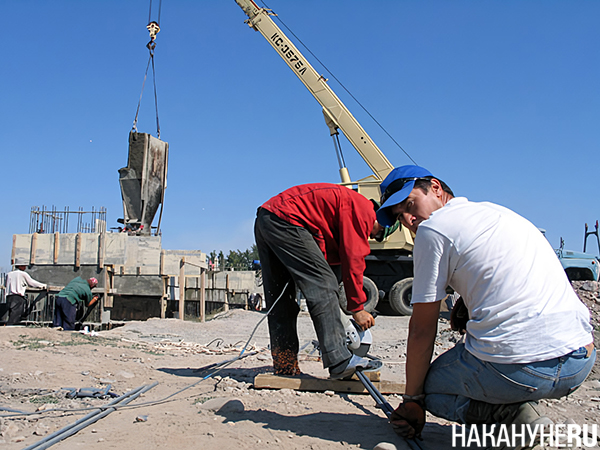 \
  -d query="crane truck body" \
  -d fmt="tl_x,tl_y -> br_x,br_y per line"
235,0 -> 417,314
